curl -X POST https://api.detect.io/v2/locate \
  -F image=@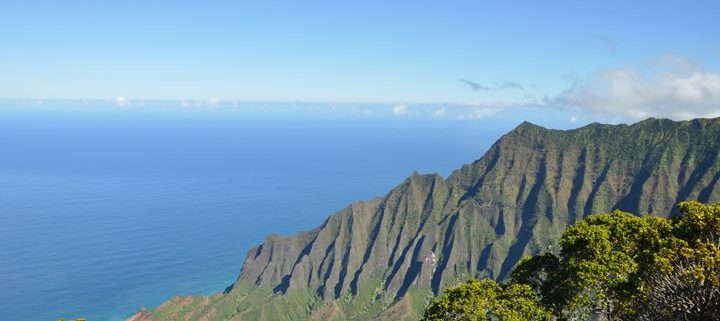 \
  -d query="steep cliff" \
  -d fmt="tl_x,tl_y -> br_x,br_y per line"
135,118 -> 720,321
